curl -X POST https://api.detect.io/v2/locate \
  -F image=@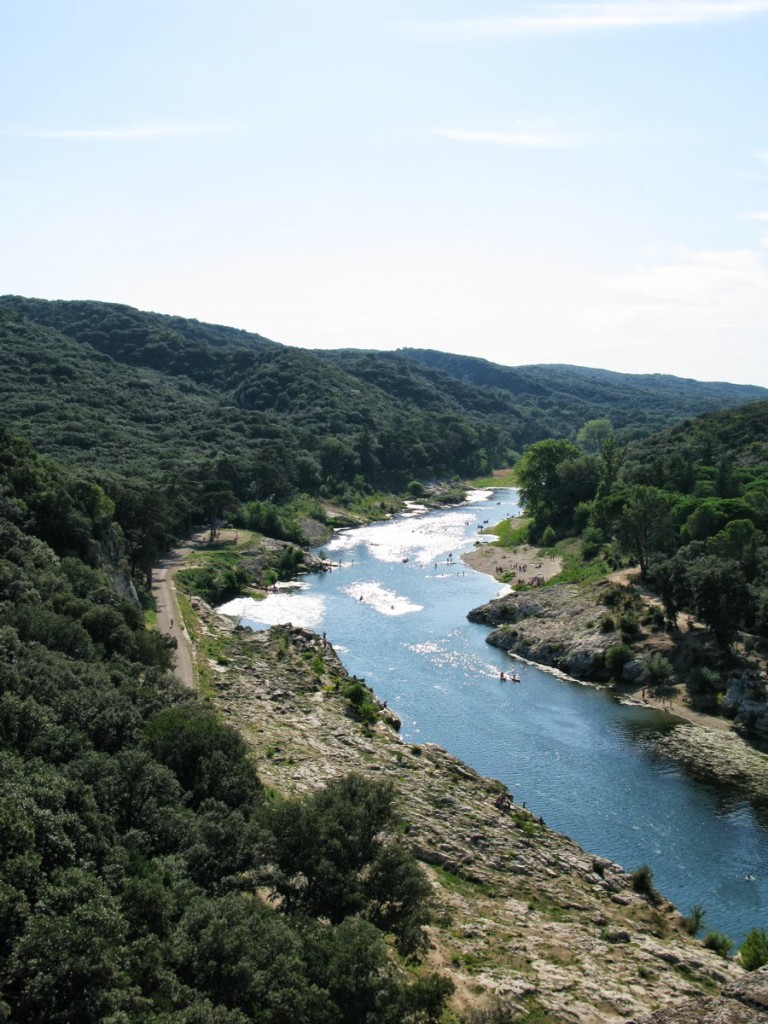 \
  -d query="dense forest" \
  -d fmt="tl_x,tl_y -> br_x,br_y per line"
392,348 -> 768,444
0,430 -> 453,1022
515,401 -> 768,663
